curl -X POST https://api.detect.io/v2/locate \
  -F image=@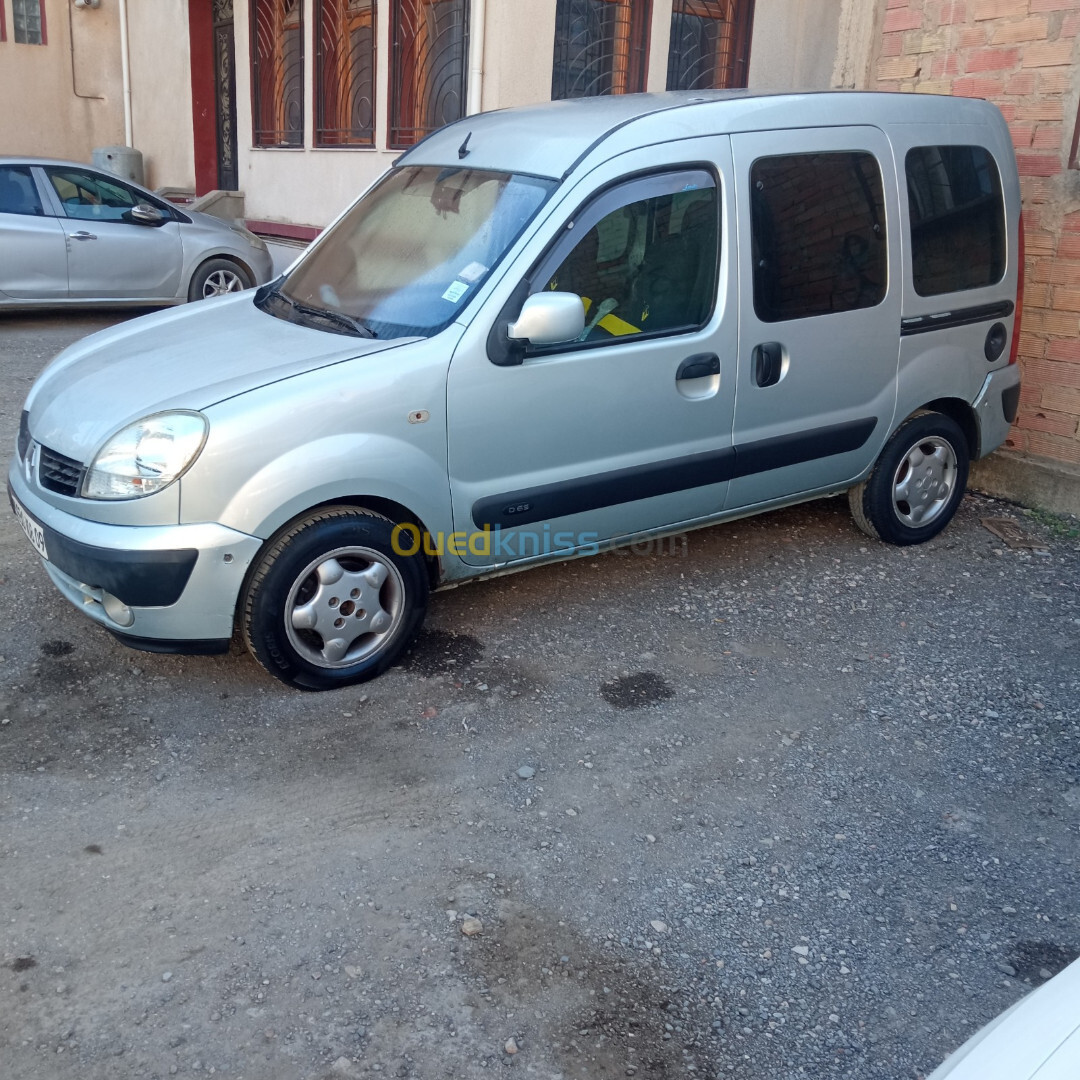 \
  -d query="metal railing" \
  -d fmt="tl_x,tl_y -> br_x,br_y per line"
551,0 -> 650,101
667,0 -> 754,91
389,0 -> 469,149
251,0 -> 305,148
